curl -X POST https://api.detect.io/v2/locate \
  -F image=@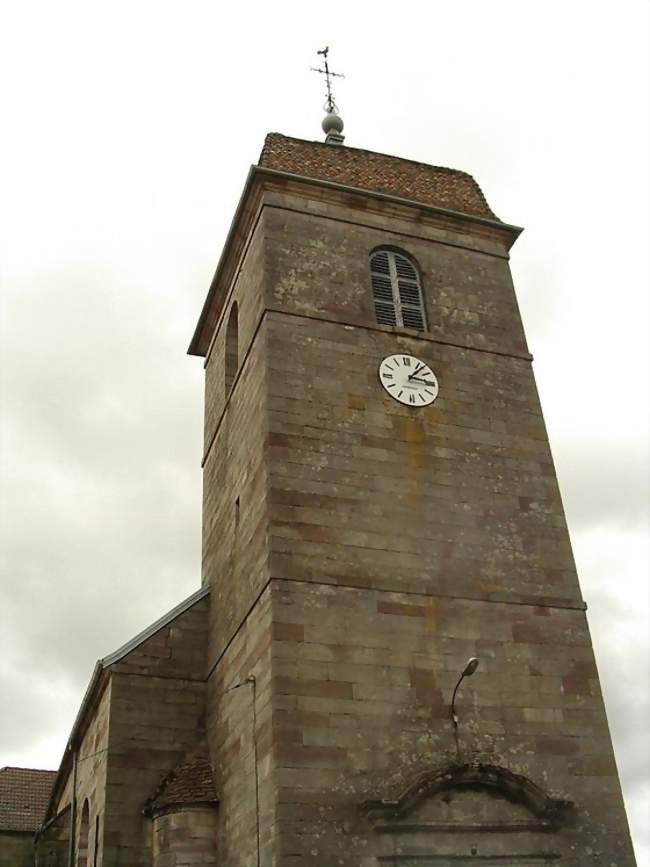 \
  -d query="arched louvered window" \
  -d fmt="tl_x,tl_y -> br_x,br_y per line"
370,250 -> 426,330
